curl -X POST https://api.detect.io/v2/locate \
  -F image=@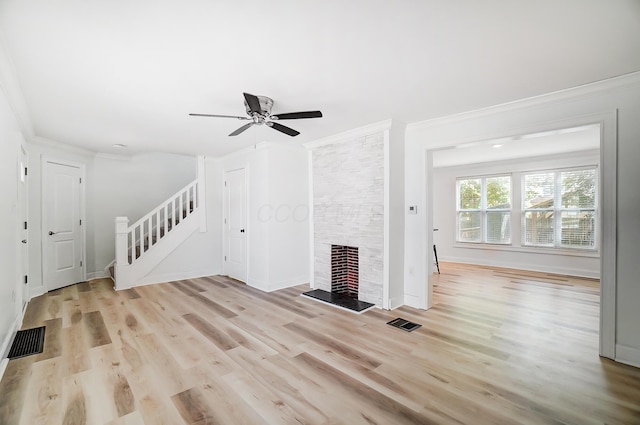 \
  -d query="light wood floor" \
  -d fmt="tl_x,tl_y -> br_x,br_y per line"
1,263 -> 639,424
